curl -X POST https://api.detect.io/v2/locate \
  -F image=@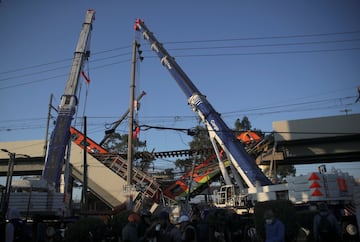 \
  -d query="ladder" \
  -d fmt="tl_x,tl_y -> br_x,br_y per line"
92,153 -> 160,203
